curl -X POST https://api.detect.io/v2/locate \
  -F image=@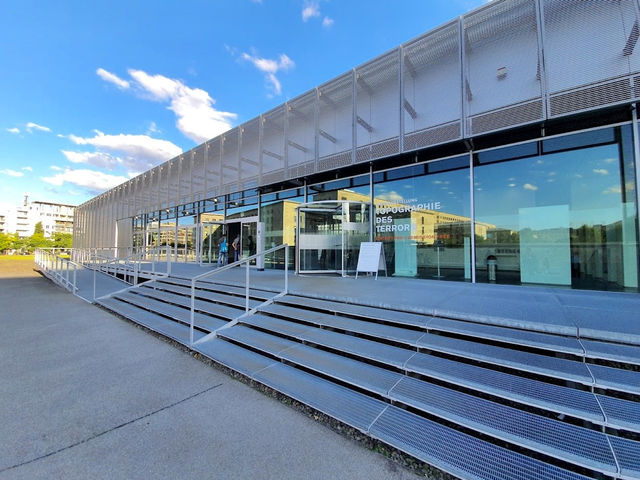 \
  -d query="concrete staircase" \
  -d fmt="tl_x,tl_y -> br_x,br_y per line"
97,275 -> 640,480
